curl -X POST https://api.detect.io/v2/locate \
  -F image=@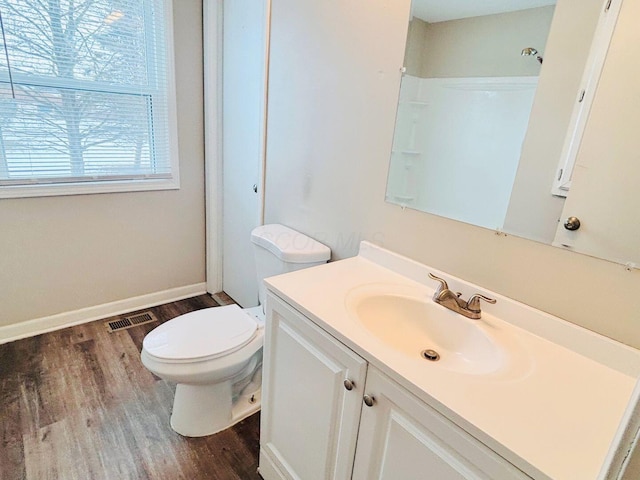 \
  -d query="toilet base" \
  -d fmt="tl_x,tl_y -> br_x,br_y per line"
170,381 -> 262,437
